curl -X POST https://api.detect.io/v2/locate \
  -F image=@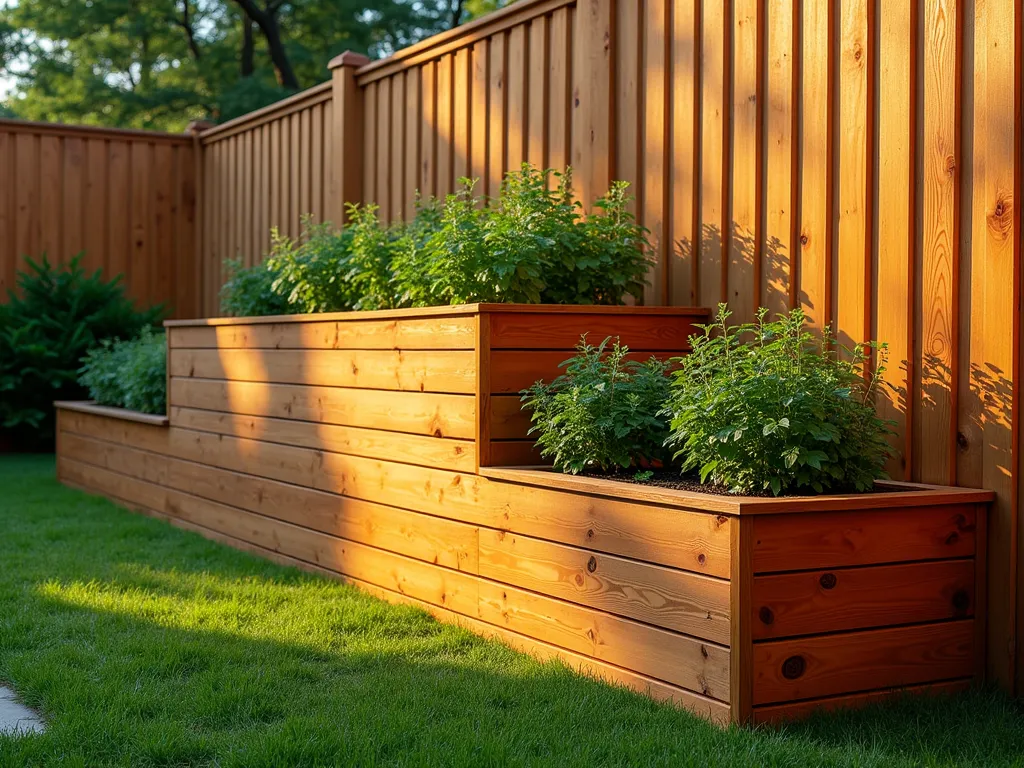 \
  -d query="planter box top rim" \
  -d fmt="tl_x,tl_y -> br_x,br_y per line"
480,466 -> 995,515
55,400 -> 169,426
164,303 -> 712,328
